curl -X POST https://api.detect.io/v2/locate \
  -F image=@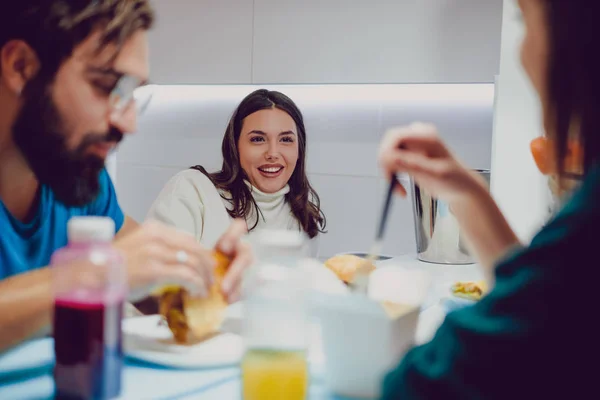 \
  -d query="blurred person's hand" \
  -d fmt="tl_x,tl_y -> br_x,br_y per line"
378,122 -> 488,204
379,122 -> 520,276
